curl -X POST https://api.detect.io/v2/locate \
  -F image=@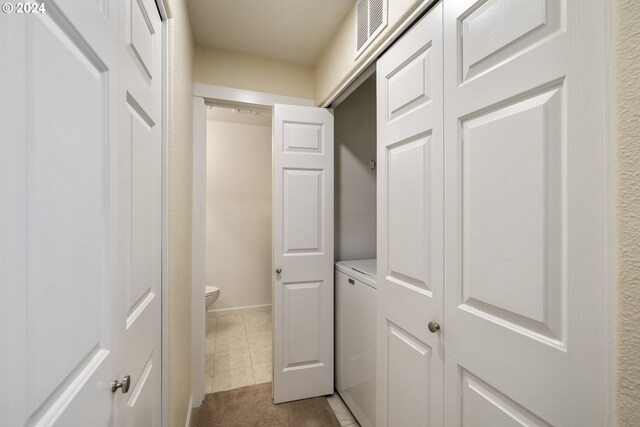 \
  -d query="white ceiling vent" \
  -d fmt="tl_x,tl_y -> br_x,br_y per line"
355,0 -> 387,58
